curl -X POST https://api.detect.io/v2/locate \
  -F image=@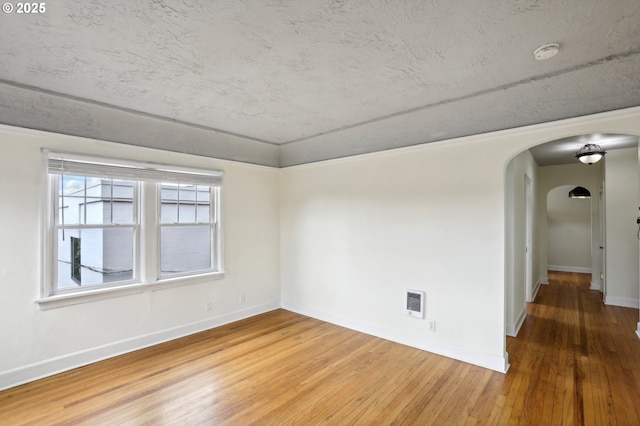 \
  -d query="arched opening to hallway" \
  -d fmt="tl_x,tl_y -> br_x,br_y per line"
504,133 -> 639,340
